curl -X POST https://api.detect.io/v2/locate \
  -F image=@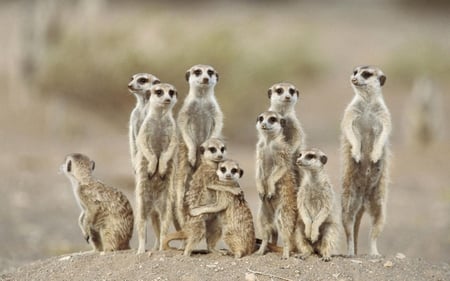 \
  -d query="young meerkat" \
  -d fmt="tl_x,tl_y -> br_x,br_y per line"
255,111 -> 297,259
163,138 -> 236,256
295,149 -> 339,262
174,64 -> 223,227
127,73 -> 161,172
135,83 -> 178,254
60,153 -> 134,252
341,65 -> 391,257
190,159 -> 255,258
